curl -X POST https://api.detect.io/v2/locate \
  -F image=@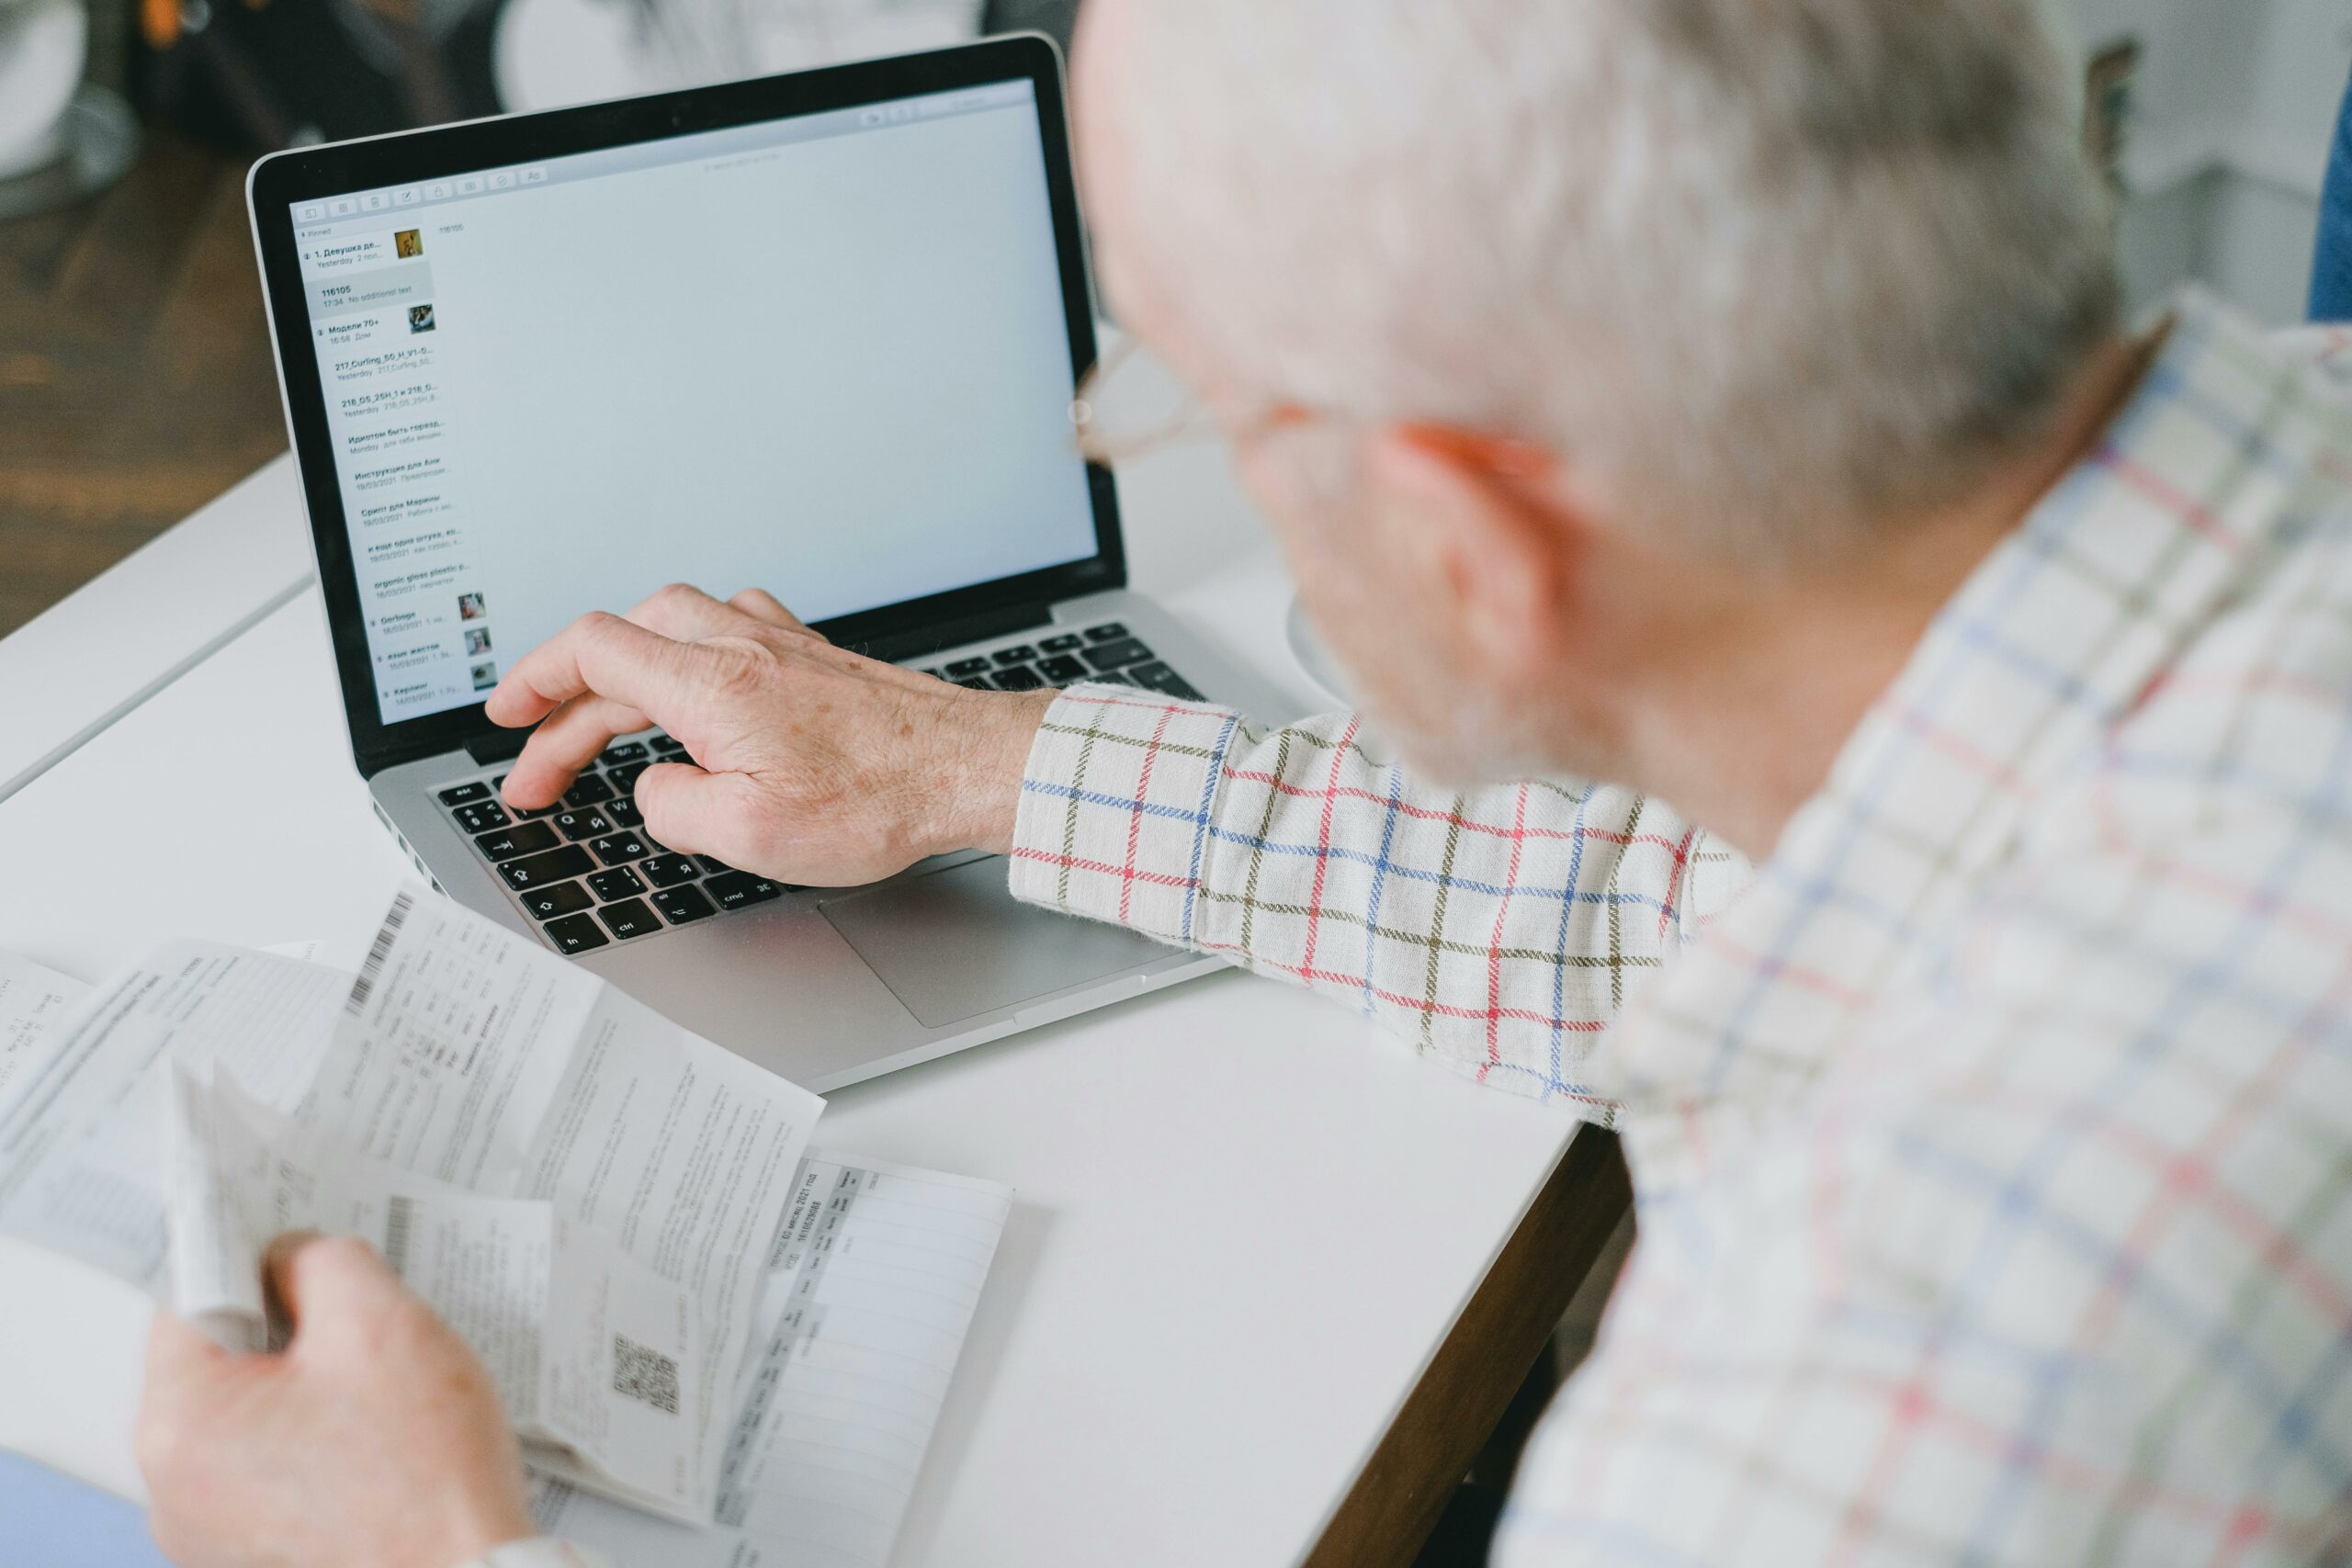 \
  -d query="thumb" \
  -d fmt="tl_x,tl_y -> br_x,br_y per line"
635,761 -> 766,866
143,1306 -> 232,1400
265,1232 -> 414,1348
